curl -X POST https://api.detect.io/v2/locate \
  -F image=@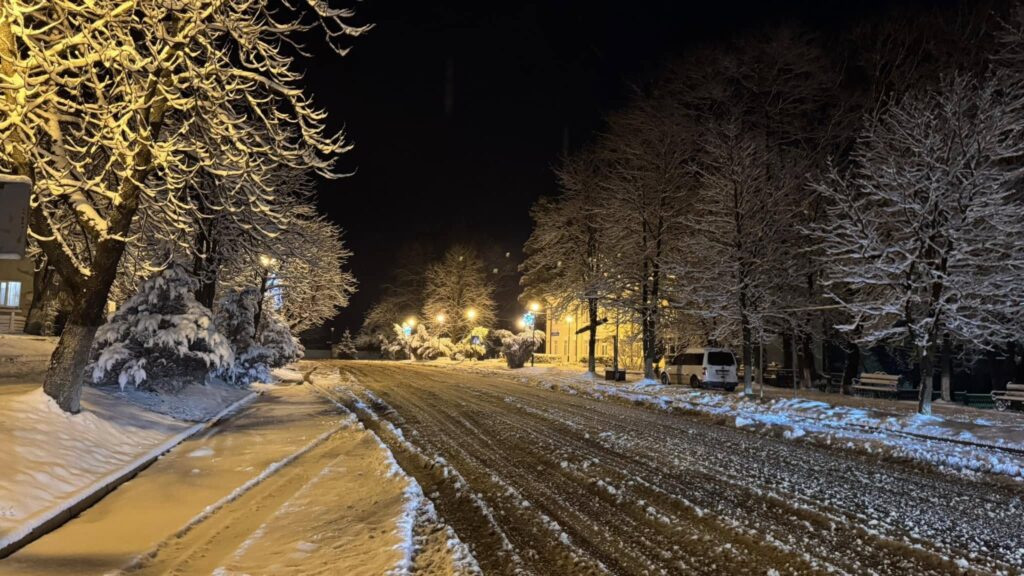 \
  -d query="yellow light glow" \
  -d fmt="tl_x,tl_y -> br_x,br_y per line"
516,319 -> 526,329
406,317 -> 417,327
565,315 -> 573,323
466,308 -> 477,320
529,302 -> 540,312
435,314 -> 446,323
